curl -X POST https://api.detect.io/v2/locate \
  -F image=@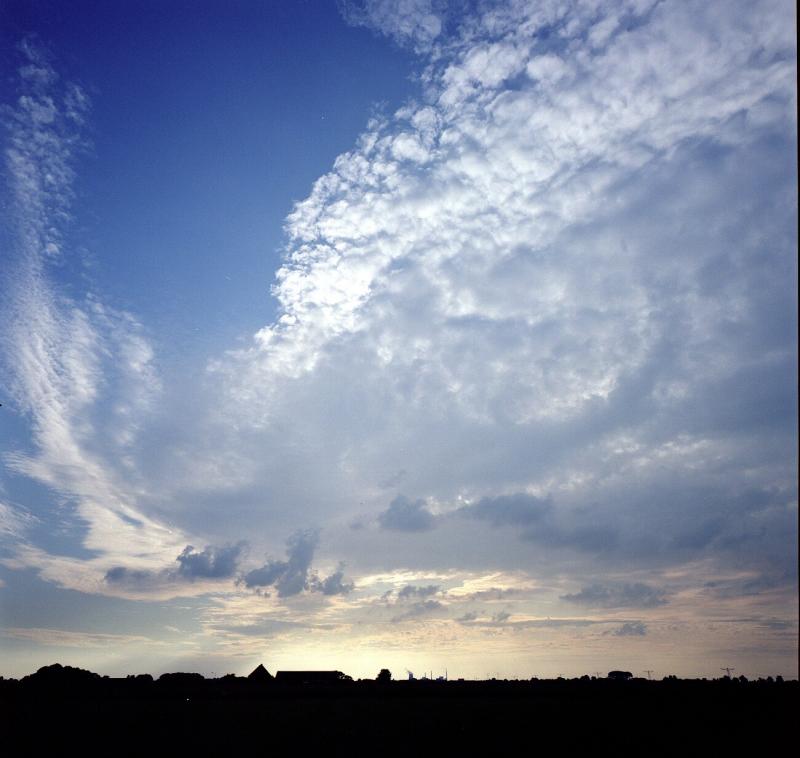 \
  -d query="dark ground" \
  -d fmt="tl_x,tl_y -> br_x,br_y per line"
1,666 -> 796,755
